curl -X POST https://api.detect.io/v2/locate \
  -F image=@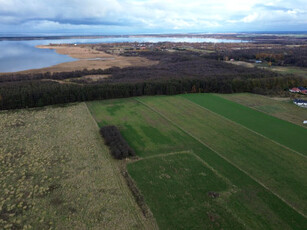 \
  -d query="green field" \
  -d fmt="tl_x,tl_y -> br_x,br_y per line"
87,99 -> 201,158
0,103 -> 152,229
128,153 -> 245,230
219,93 -> 307,127
182,94 -> 307,156
88,94 -> 307,230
